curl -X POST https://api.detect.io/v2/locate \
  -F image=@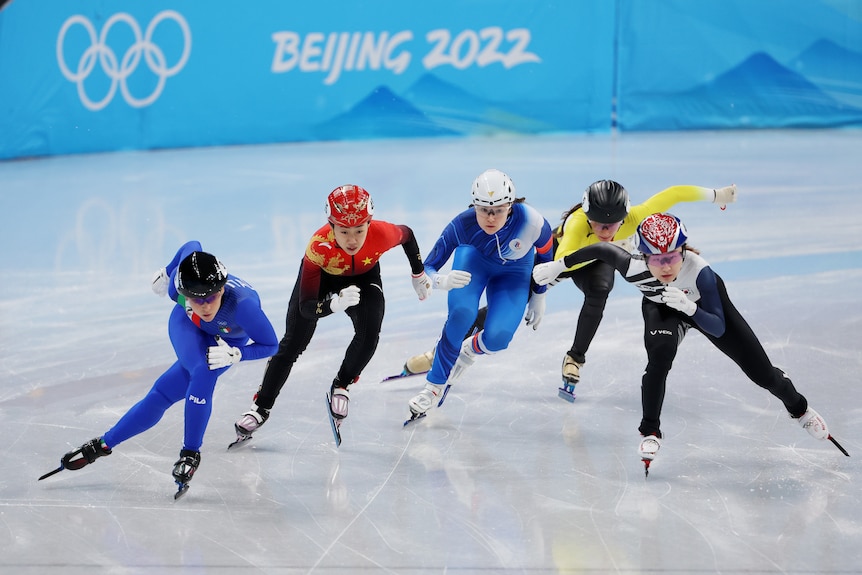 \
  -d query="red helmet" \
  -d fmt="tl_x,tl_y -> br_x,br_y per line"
325,185 -> 374,227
